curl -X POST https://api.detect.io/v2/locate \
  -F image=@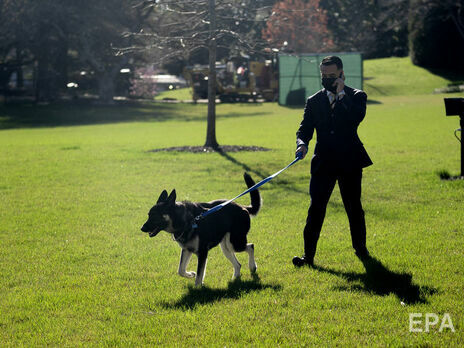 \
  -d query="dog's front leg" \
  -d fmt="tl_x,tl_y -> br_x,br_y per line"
178,249 -> 196,278
195,249 -> 208,287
